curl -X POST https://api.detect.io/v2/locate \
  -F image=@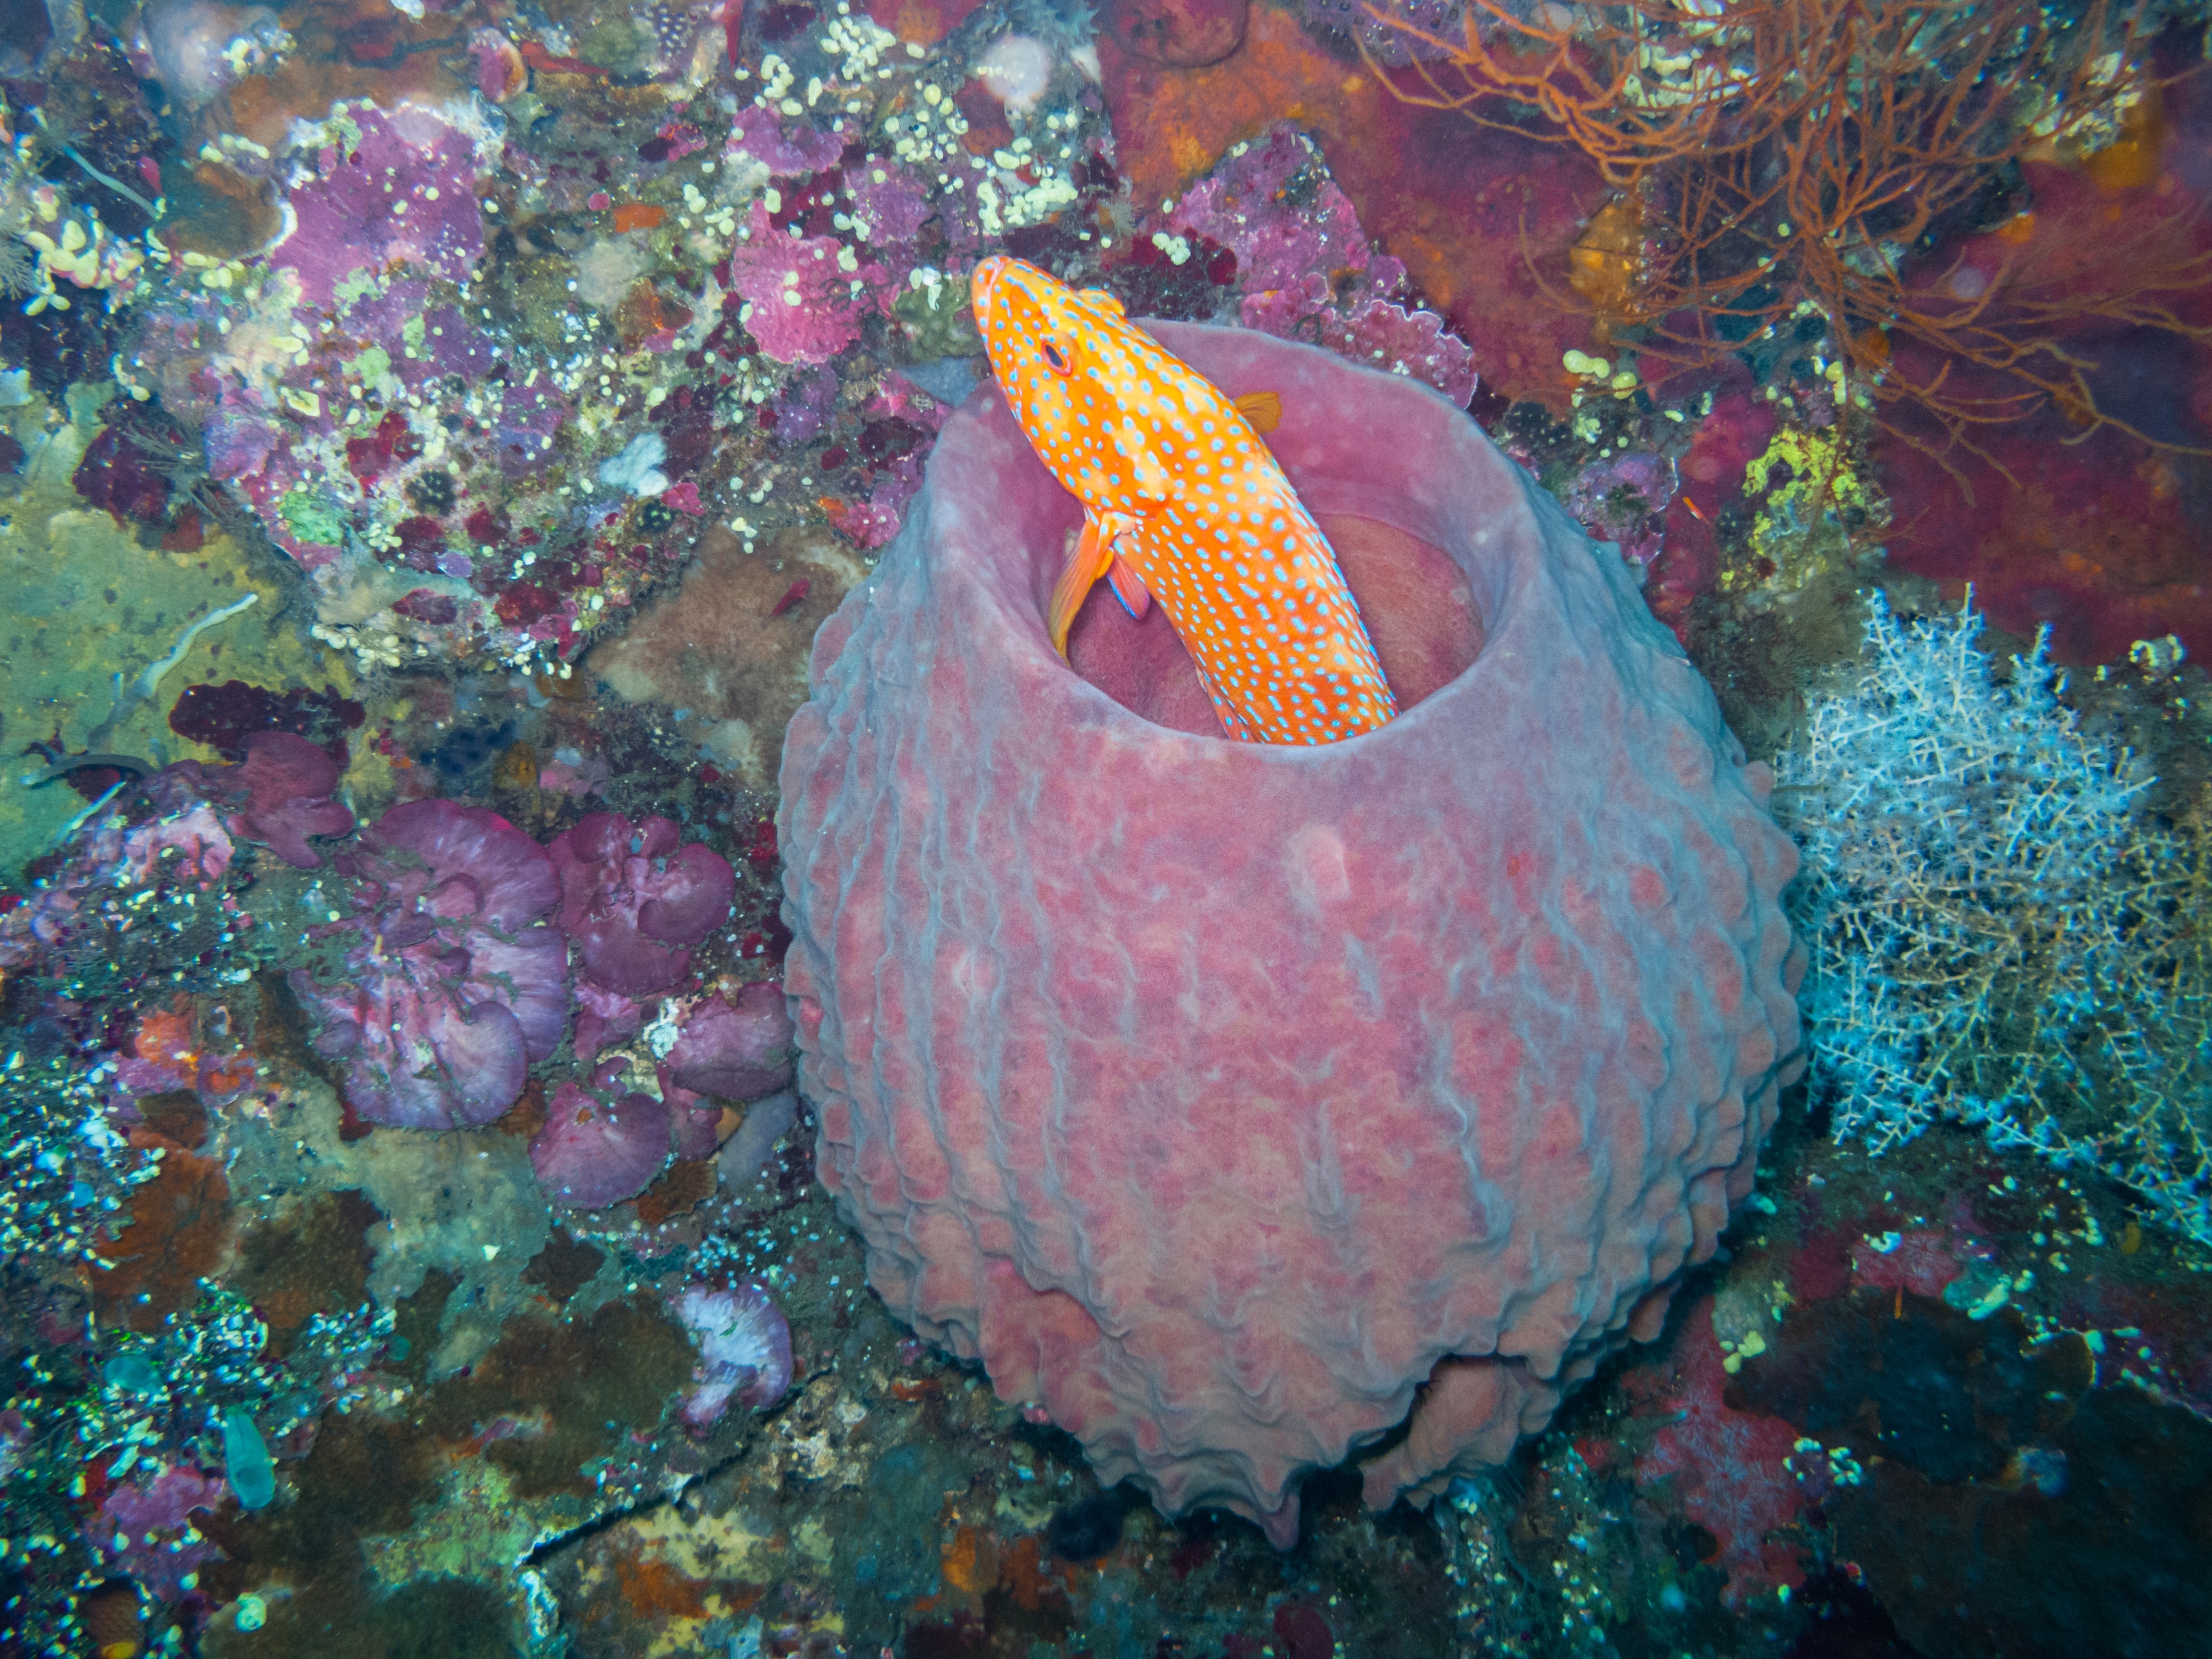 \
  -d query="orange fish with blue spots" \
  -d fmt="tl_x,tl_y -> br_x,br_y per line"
970,255 -> 1398,745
